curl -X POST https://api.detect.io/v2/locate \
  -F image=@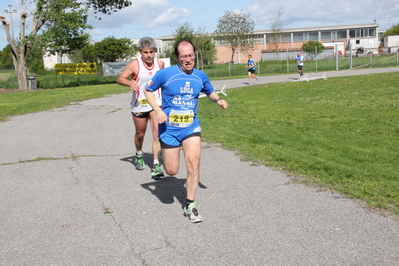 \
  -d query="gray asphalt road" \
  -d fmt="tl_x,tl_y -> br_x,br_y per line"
1,68 -> 399,265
